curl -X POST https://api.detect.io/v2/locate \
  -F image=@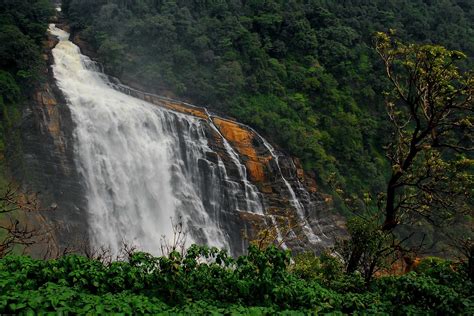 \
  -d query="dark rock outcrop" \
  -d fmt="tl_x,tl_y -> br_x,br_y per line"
12,31 -> 88,256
